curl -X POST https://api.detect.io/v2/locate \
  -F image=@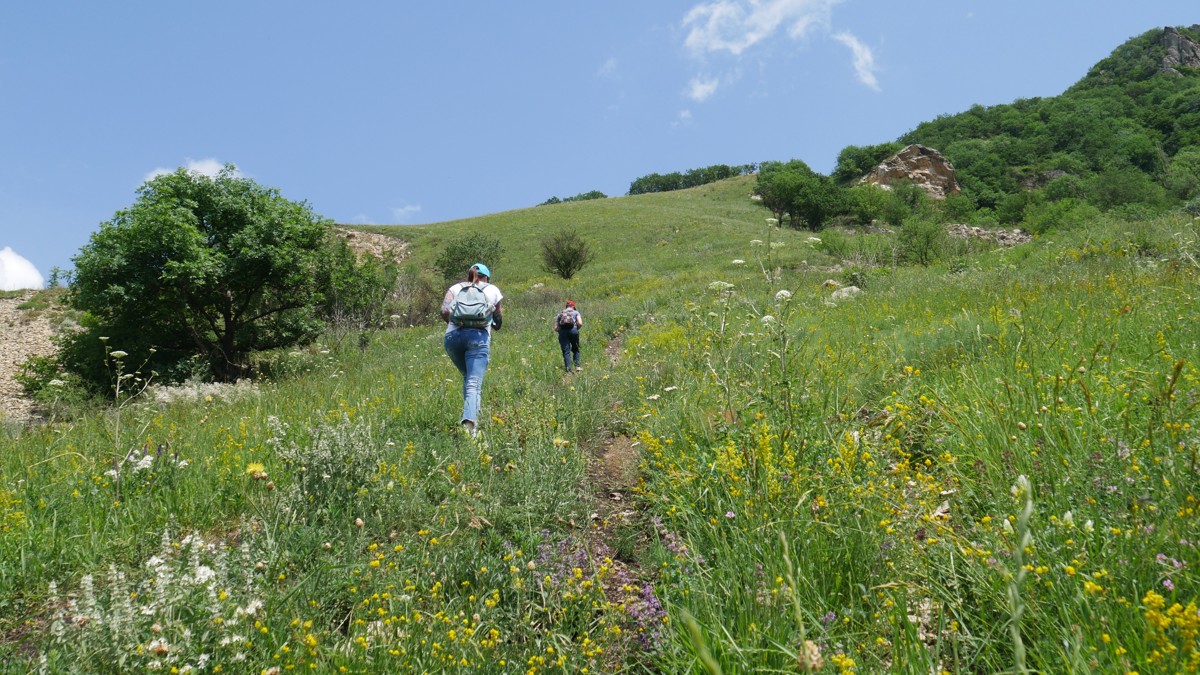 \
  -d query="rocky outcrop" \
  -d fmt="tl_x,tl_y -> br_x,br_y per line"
945,224 -> 1032,247
1159,26 -> 1200,76
334,228 -> 410,263
859,144 -> 961,200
